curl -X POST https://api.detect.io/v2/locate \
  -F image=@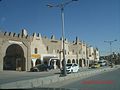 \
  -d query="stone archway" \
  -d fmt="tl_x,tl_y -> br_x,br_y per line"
67,59 -> 71,63
72,59 -> 75,63
3,44 -> 26,71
